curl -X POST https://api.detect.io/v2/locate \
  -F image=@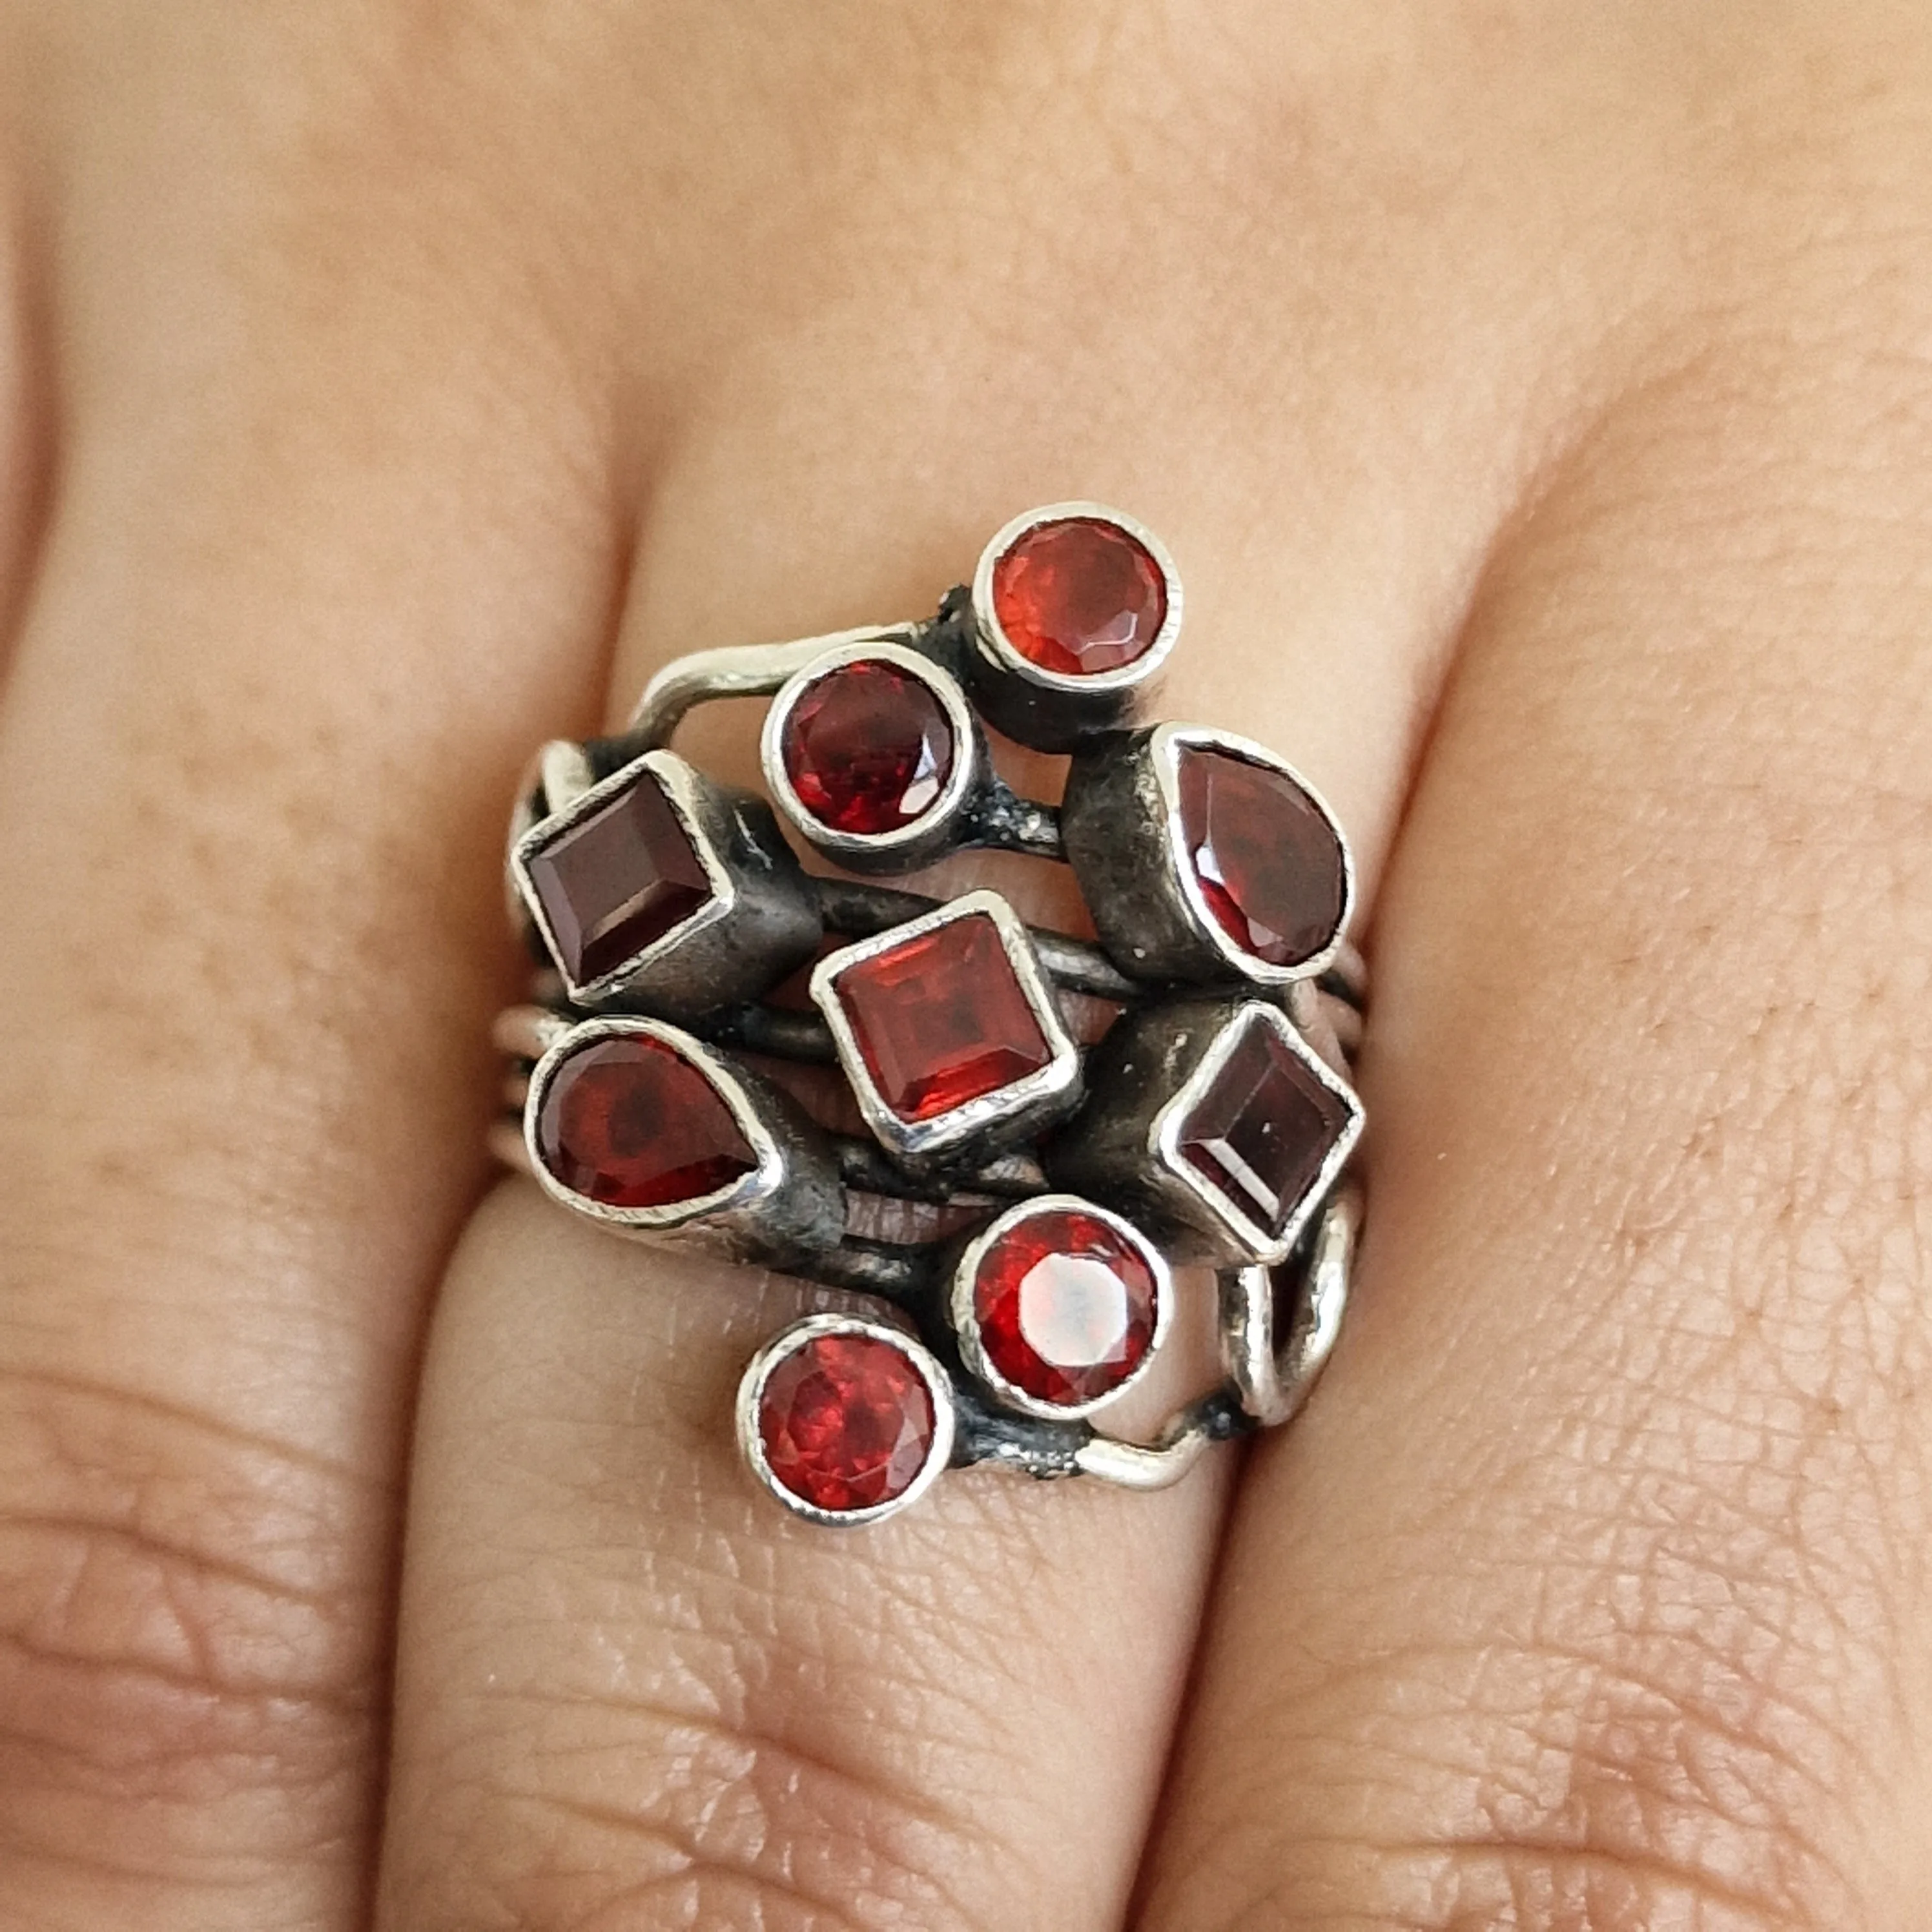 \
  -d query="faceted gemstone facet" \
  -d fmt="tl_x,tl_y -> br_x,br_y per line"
524,766 -> 713,986
972,1208 -> 1160,1406
1175,1016 -> 1354,1240
832,913 -> 1053,1123
991,517 -> 1167,677
781,658 -> 956,836
1177,746 -> 1346,969
758,1330 -> 937,1514
536,1034 -> 756,1208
